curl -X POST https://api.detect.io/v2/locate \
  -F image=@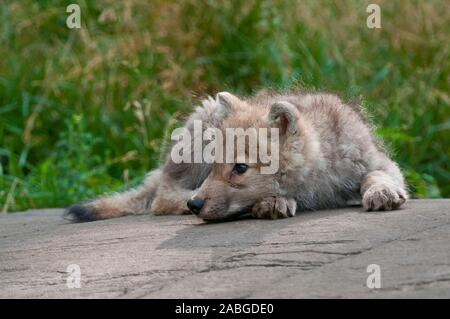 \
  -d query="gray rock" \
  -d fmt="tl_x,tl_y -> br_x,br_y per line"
0,200 -> 449,298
